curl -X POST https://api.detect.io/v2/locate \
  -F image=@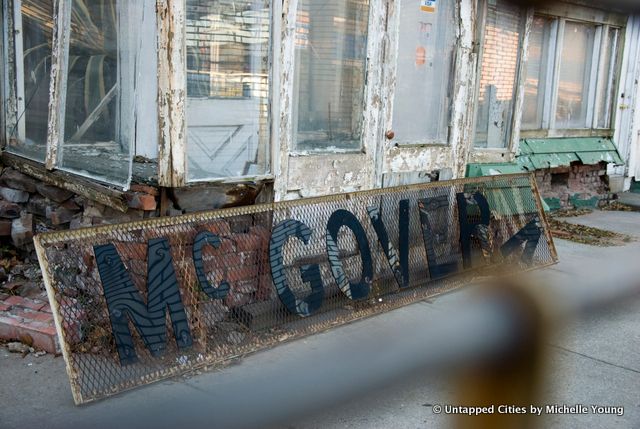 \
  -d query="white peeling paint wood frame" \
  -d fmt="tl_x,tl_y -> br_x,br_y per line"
508,7 -> 534,159
268,0 -> 282,189
448,0 -> 477,179
156,0 -> 186,187
45,0 -> 71,170
276,0 -> 386,200
0,3 -> 4,148
614,15 -> 640,180
274,0 -> 297,201
2,0 -> 17,146
377,0 -> 475,182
